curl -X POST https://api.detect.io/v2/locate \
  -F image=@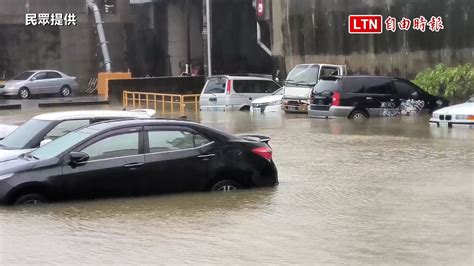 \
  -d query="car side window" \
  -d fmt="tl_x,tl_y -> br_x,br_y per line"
81,132 -> 139,160
365,79 -> 396,94
263,81 -> 280,93
44,120 -> 90,141
194,133 -> 211,147
32,72 -> 48,80
394,80 -> 418,99
47,72 -> 62,79
148,130 -> 210,153
320,67 -> 339,77
343,78 -> 365,93
233,80 -> 249,93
